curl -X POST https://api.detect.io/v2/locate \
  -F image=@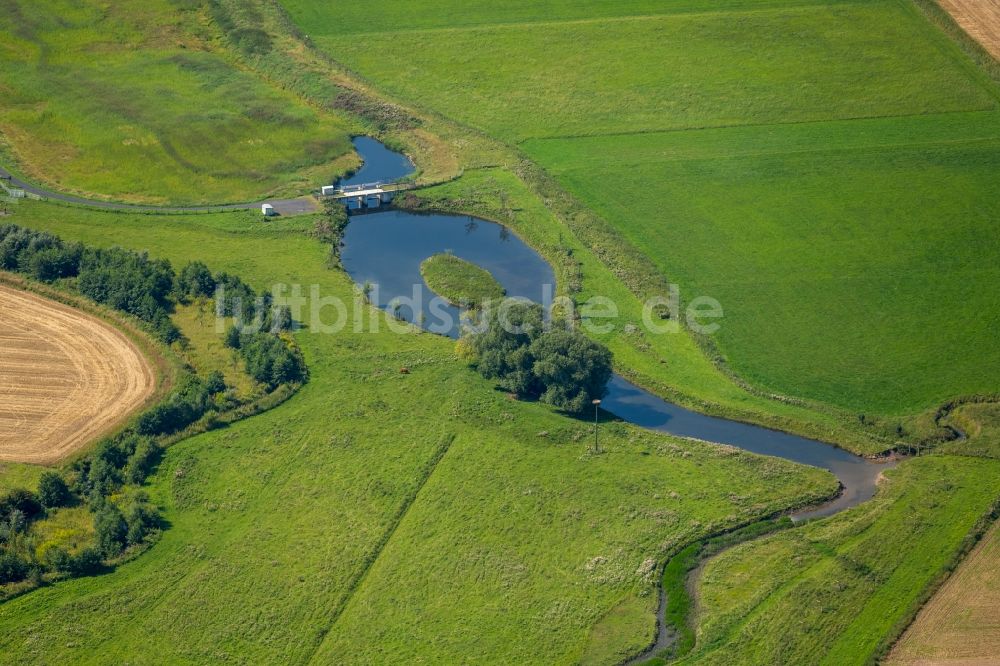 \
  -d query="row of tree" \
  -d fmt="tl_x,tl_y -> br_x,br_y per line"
0,226 -> 296,344
0,227 -> 308,590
